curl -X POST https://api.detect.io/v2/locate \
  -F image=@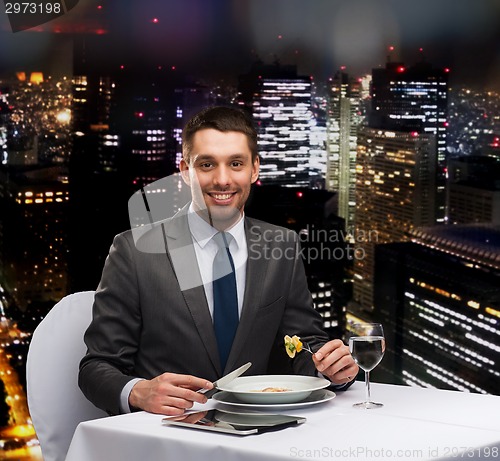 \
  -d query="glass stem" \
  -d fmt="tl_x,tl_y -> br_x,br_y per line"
365,371 -> 371,403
